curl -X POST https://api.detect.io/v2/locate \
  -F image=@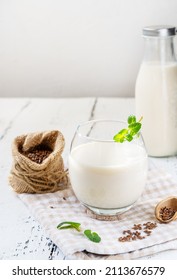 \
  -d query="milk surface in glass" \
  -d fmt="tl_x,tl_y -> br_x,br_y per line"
69,141 -> 148,209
